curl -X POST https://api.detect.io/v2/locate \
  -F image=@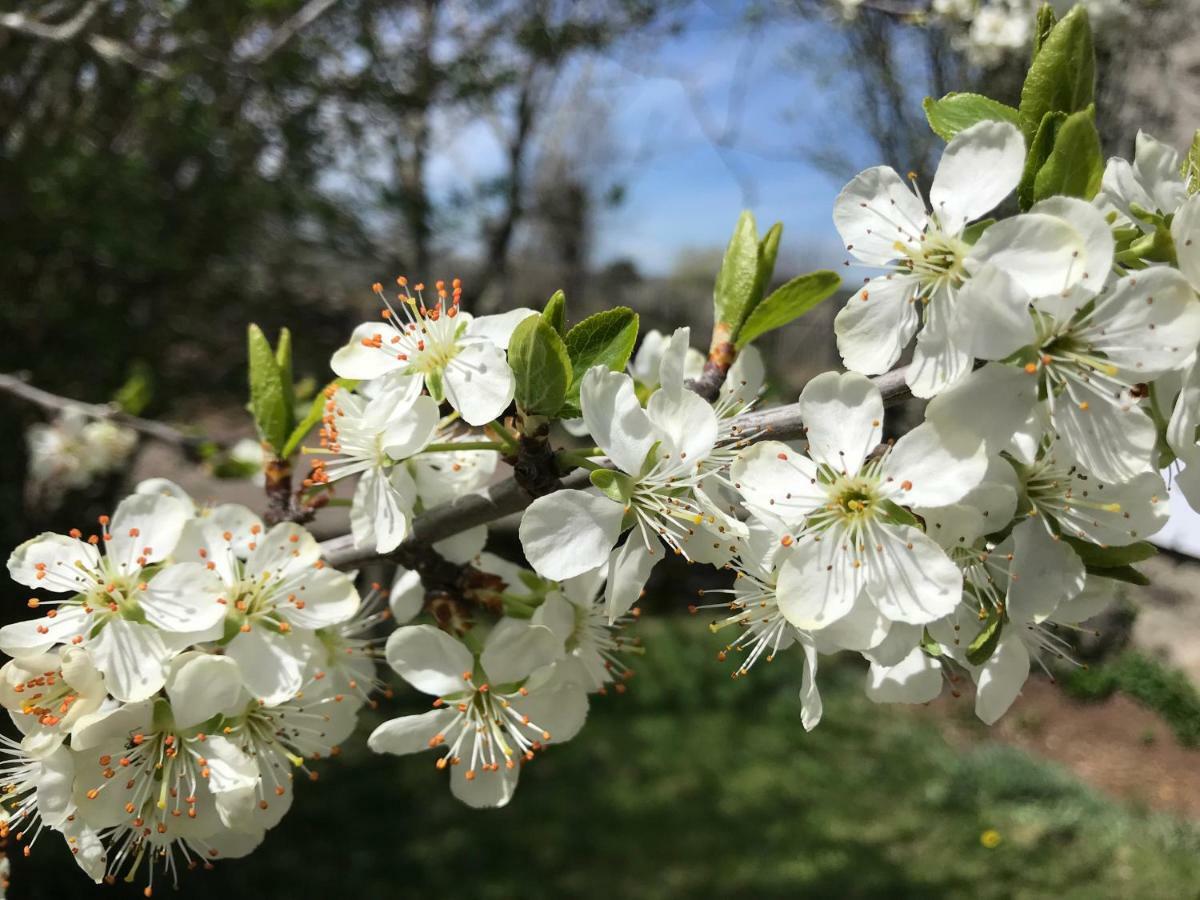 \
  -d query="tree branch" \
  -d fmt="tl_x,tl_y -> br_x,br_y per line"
247,0 -> 341,64
0,372 -> 226,453
317,367 -> 913,570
